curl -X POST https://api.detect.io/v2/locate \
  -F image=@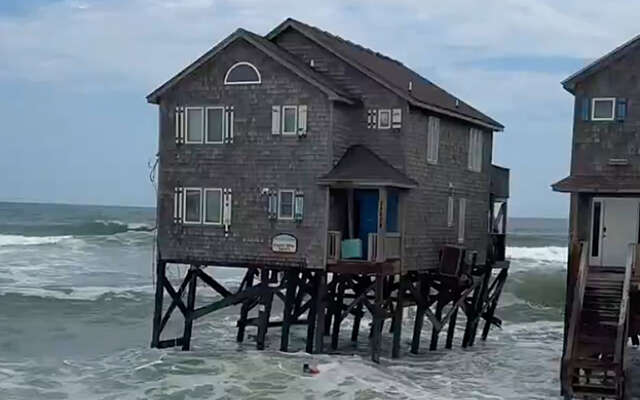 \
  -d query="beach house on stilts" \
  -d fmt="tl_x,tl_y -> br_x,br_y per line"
553,34 -> 640,399
146,18 -> 510,362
